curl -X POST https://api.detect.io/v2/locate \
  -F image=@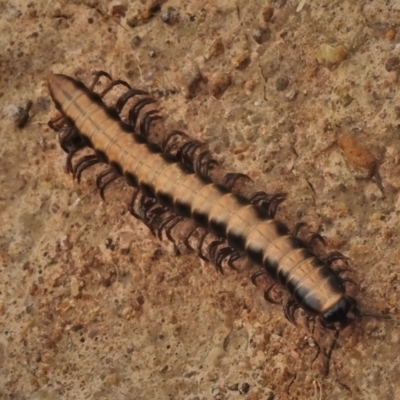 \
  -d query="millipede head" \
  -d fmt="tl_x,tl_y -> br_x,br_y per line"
321,296 -> 391,330
320,296 -> 358,329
